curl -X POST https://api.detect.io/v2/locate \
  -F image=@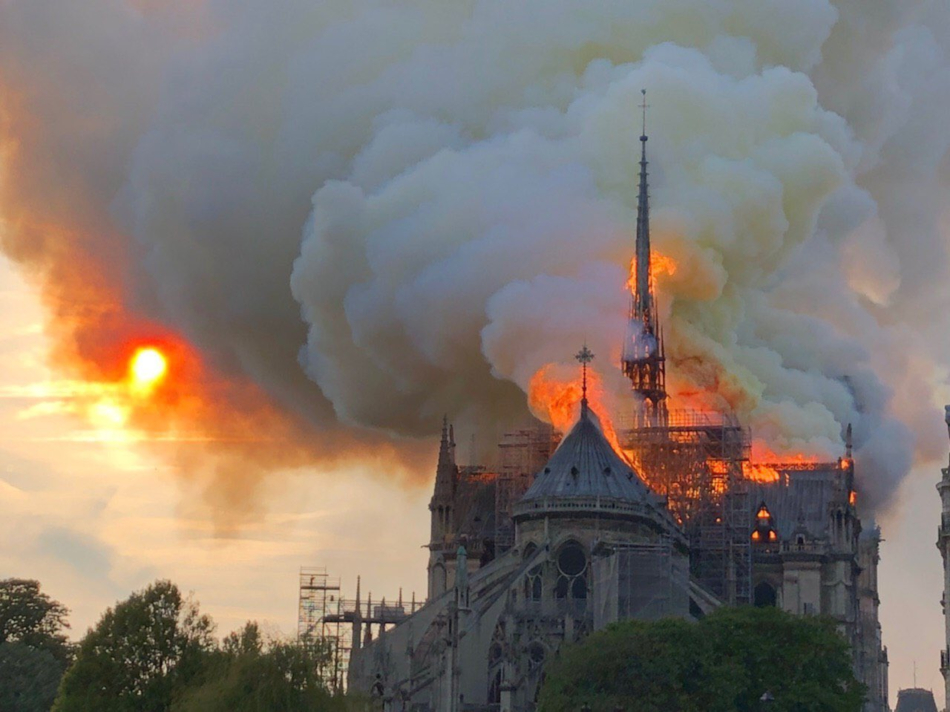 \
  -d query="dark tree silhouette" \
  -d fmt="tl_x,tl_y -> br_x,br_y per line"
538,606 -> 865,712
